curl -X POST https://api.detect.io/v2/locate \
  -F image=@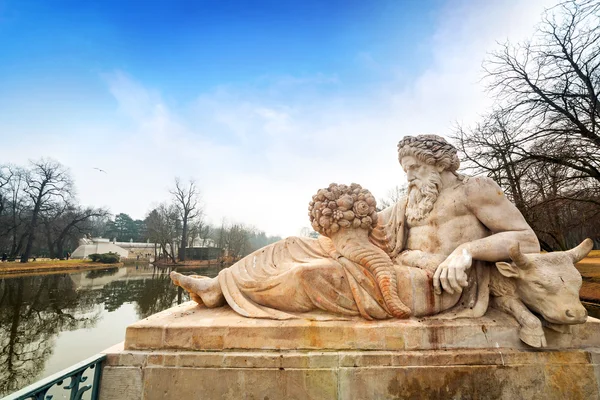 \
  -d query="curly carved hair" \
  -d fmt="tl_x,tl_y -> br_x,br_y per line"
397,134 -> 460,172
